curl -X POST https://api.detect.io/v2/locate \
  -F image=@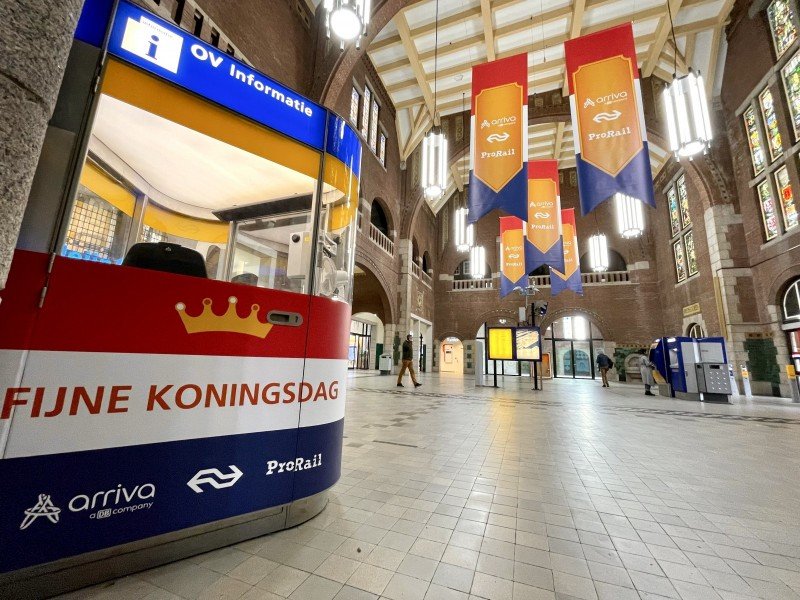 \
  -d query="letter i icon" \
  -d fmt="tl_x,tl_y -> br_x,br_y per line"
147,35 -> 160,59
